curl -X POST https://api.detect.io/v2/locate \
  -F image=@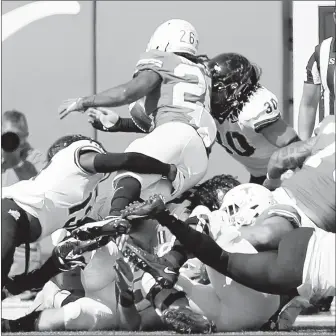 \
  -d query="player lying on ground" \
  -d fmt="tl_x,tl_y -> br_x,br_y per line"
72,177 -> 297,331
3,226 -> 215,333
126,190 -> 281,332
6,175 -> 243,333
58,19 -> 217,238
1,134 -> 179,290
2,235 -> 142,332
121,194 -> 335,307
263,114 -> 335,233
